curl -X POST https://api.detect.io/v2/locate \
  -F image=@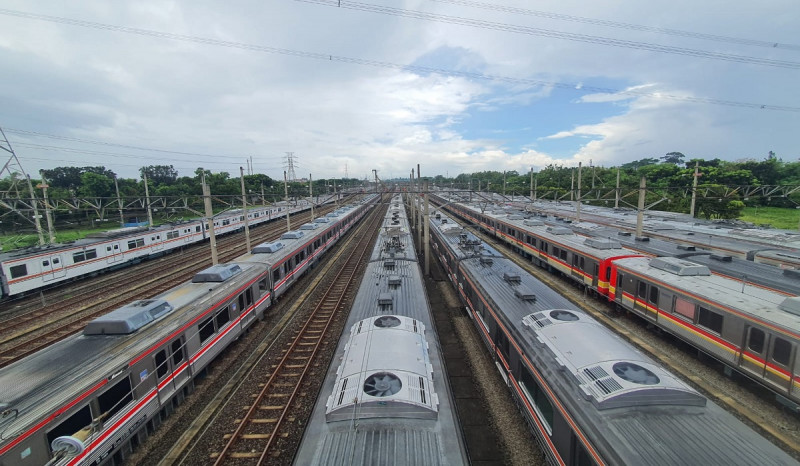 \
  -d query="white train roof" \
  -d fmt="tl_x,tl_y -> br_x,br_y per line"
325,315 -> 437,421
523,310 -> 705,410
